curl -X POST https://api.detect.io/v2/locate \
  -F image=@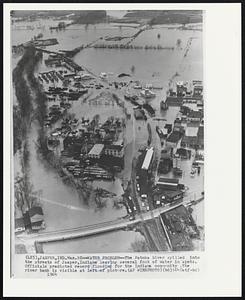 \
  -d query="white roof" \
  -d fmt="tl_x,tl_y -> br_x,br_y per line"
88,144 -> 104,156
161,128 -> 168,134
157,181 -> 177,186
185,126 -> 198,137
142,147 -> 154,170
